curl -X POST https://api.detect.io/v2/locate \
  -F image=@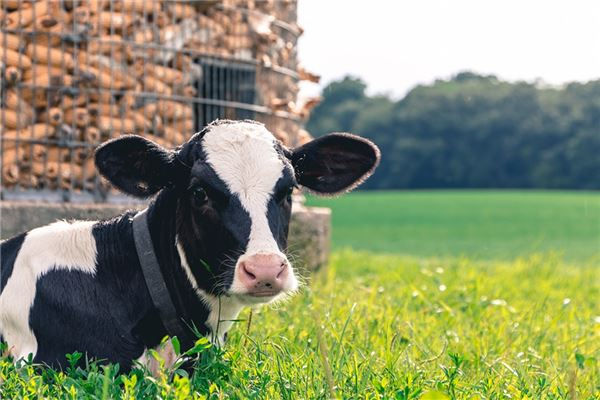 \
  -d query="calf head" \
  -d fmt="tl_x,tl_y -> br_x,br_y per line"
95,120 -> 379,305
